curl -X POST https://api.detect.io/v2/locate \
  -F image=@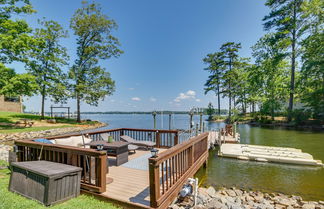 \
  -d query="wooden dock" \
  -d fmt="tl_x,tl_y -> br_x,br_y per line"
102,149 -> 166,207
14,128 -> 210,209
